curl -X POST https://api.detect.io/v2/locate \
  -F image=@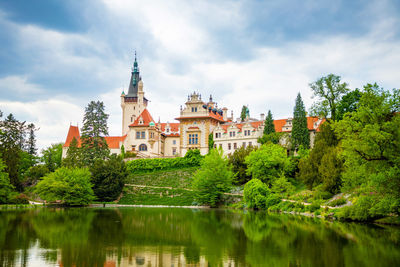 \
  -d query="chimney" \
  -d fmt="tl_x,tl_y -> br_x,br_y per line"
222,107 -> 228,121
260,113 -> 265,121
